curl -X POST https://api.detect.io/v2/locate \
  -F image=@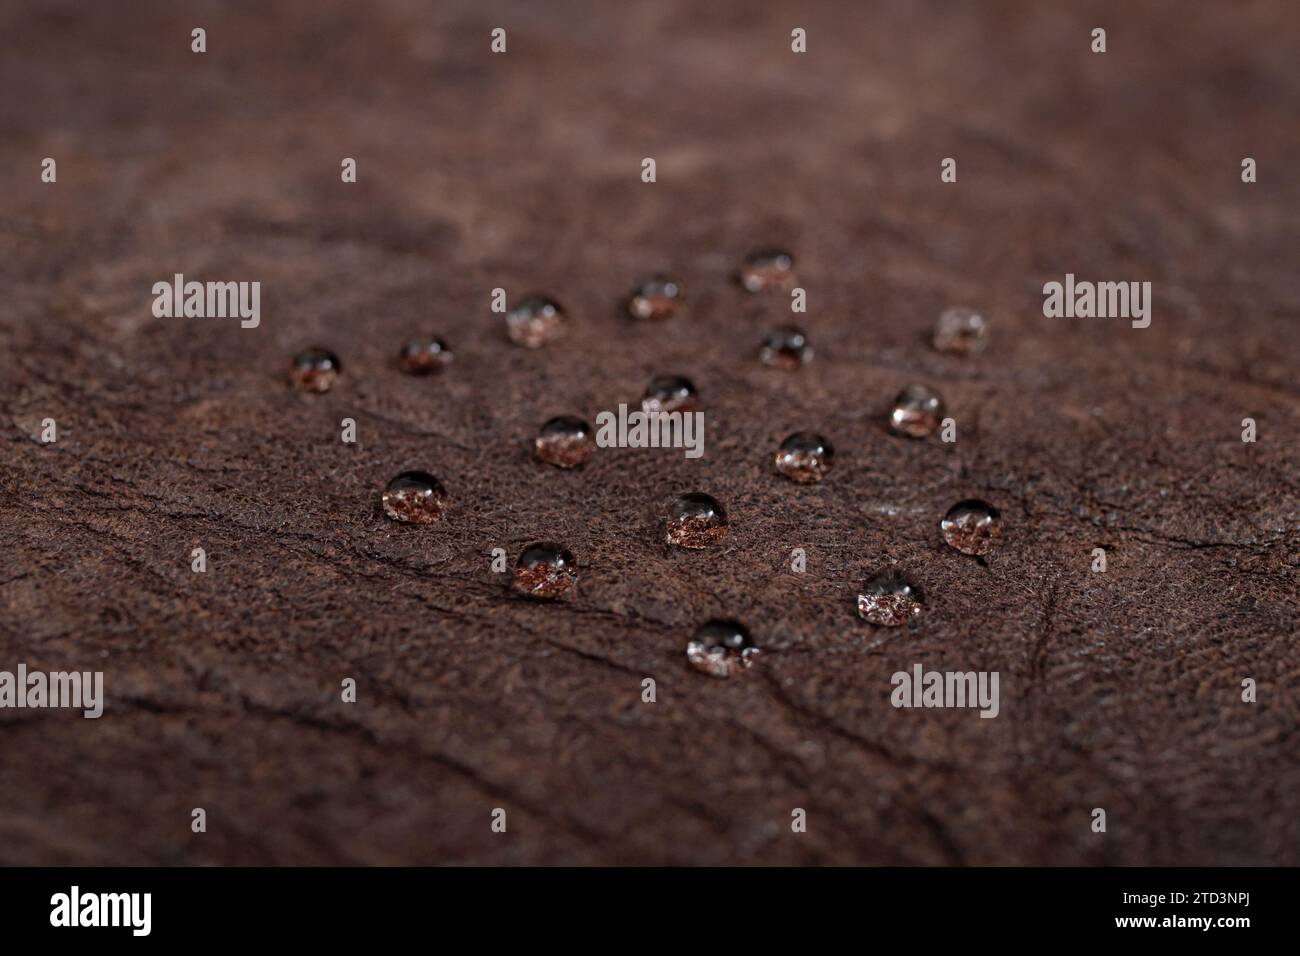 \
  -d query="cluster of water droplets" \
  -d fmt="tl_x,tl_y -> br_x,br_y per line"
289,251 -> 1001,676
